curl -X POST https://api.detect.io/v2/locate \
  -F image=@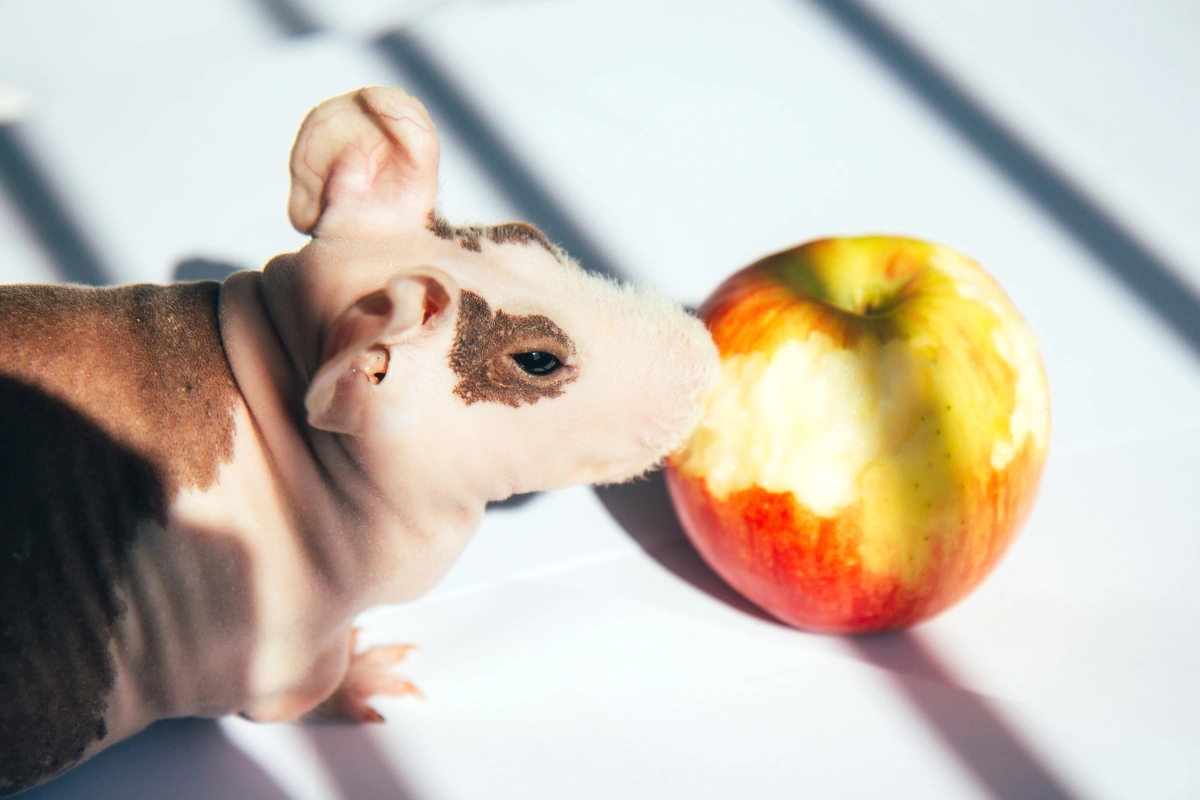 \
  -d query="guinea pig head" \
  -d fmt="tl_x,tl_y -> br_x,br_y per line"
287,87 -> 718,503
